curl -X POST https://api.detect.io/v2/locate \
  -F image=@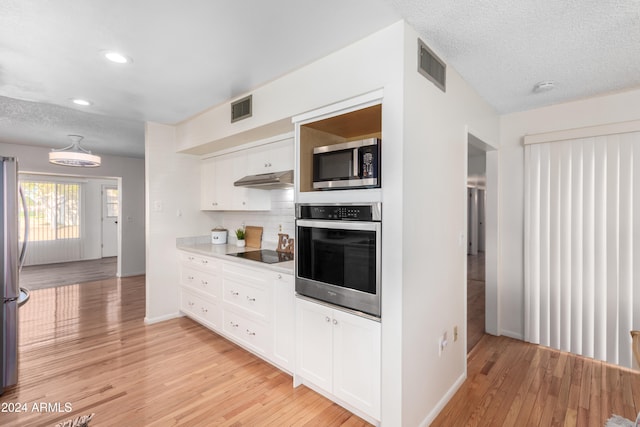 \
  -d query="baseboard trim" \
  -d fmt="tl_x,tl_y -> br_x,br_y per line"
419,372 -> 466,427
500,329 -> 524,341
144,312 -> 181,325
119,271 -> 146,278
